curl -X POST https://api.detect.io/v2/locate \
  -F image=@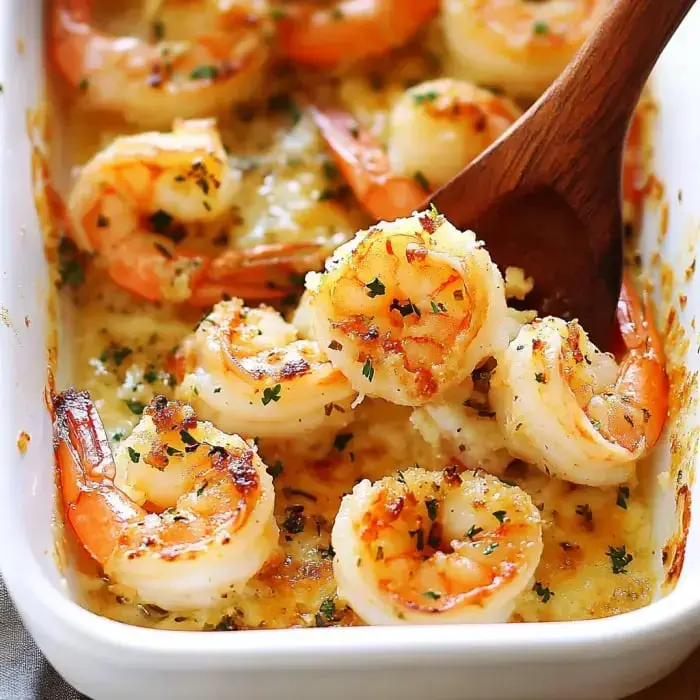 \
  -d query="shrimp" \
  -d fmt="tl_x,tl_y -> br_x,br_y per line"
174,298 -> 357,440
331,466 -> 543,625
49,0 -> 272,127
490,277 -> 668,486
276,0 -> 440,68
54,390 -> 279,610
67,118 -> 323,305
387,79 -> 522,189
441,0 -> 610,98
307,210 -> 510,406
311,79 -> 520,221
